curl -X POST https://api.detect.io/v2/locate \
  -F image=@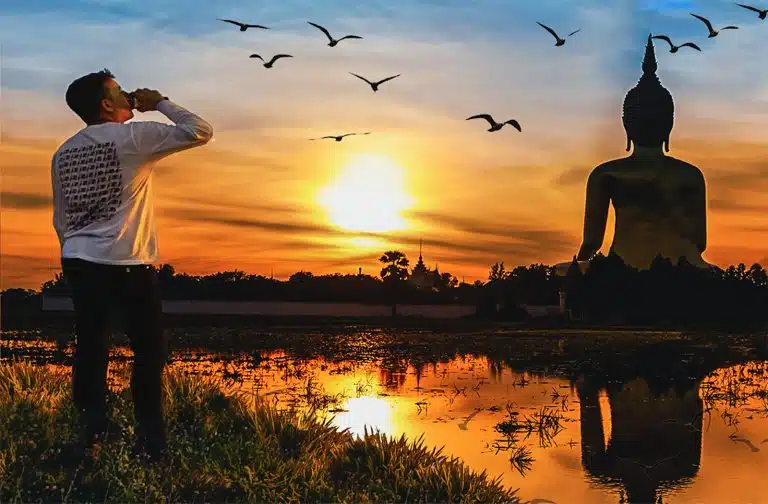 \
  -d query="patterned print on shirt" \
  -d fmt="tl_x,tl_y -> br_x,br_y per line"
57,142 -> 122,232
